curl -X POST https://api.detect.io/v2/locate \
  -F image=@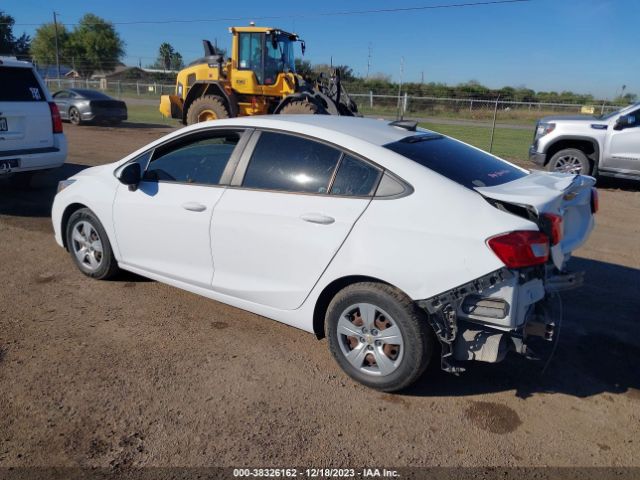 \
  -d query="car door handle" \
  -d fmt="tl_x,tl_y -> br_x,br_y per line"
181,202 -> 207,212
300,213 -> 335,225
